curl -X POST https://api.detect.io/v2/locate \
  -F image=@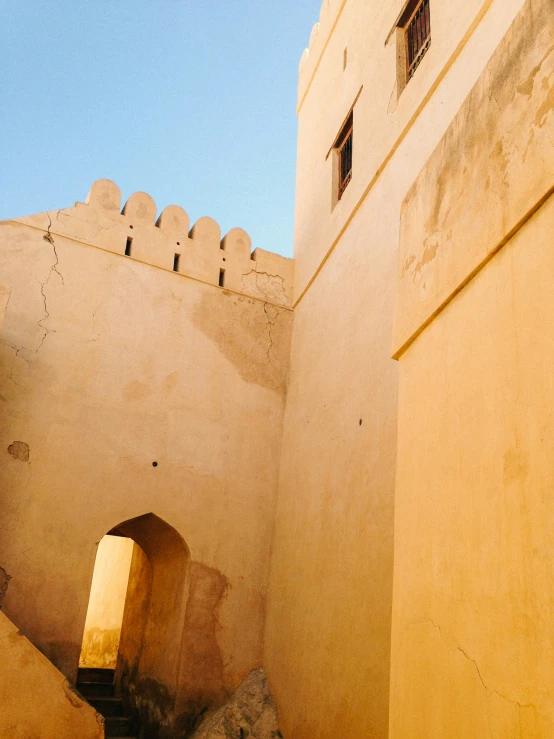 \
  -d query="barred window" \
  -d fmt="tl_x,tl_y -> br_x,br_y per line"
405,0 -> 431,80
336,112 -> 353,200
